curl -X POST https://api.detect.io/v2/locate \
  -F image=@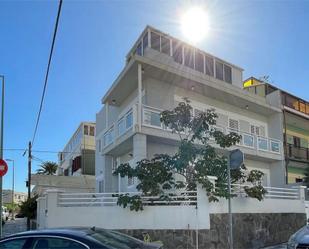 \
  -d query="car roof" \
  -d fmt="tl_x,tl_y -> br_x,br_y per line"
1,227 -> 97,240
